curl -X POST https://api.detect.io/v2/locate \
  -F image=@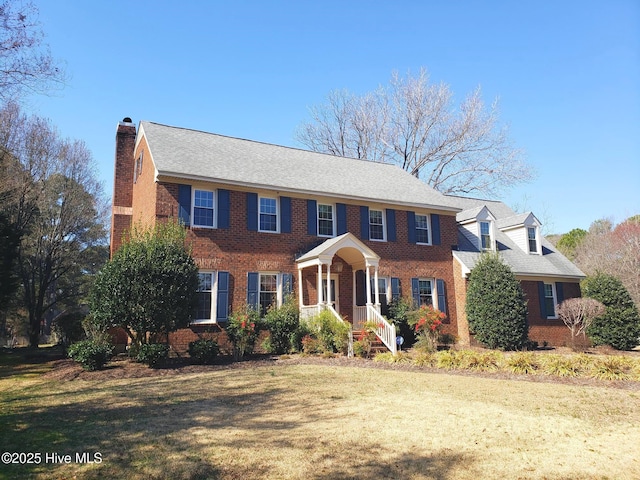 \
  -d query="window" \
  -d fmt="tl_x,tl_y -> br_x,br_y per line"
369,209 -> 385,241
195,272 -> 214,320
415,214 -> 430,244
134,152 -> 143,183
528,227 -> 538,253
259,197 -> 278,232
480,221 -> 492,250
544,283 -> 557,318
259,273 -> 278,315
318,204 -> 335,237
193,190 -> 215,227
417,279 -> 434,307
